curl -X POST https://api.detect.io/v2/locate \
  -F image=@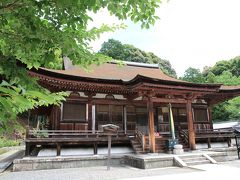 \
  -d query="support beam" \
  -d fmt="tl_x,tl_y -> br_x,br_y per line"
186,100 -> 196,150
148,96 -> 155,153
